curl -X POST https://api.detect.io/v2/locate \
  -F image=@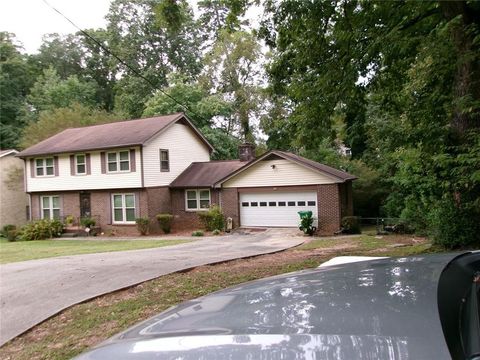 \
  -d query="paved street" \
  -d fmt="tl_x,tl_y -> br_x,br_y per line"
0,229 -> 304,345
